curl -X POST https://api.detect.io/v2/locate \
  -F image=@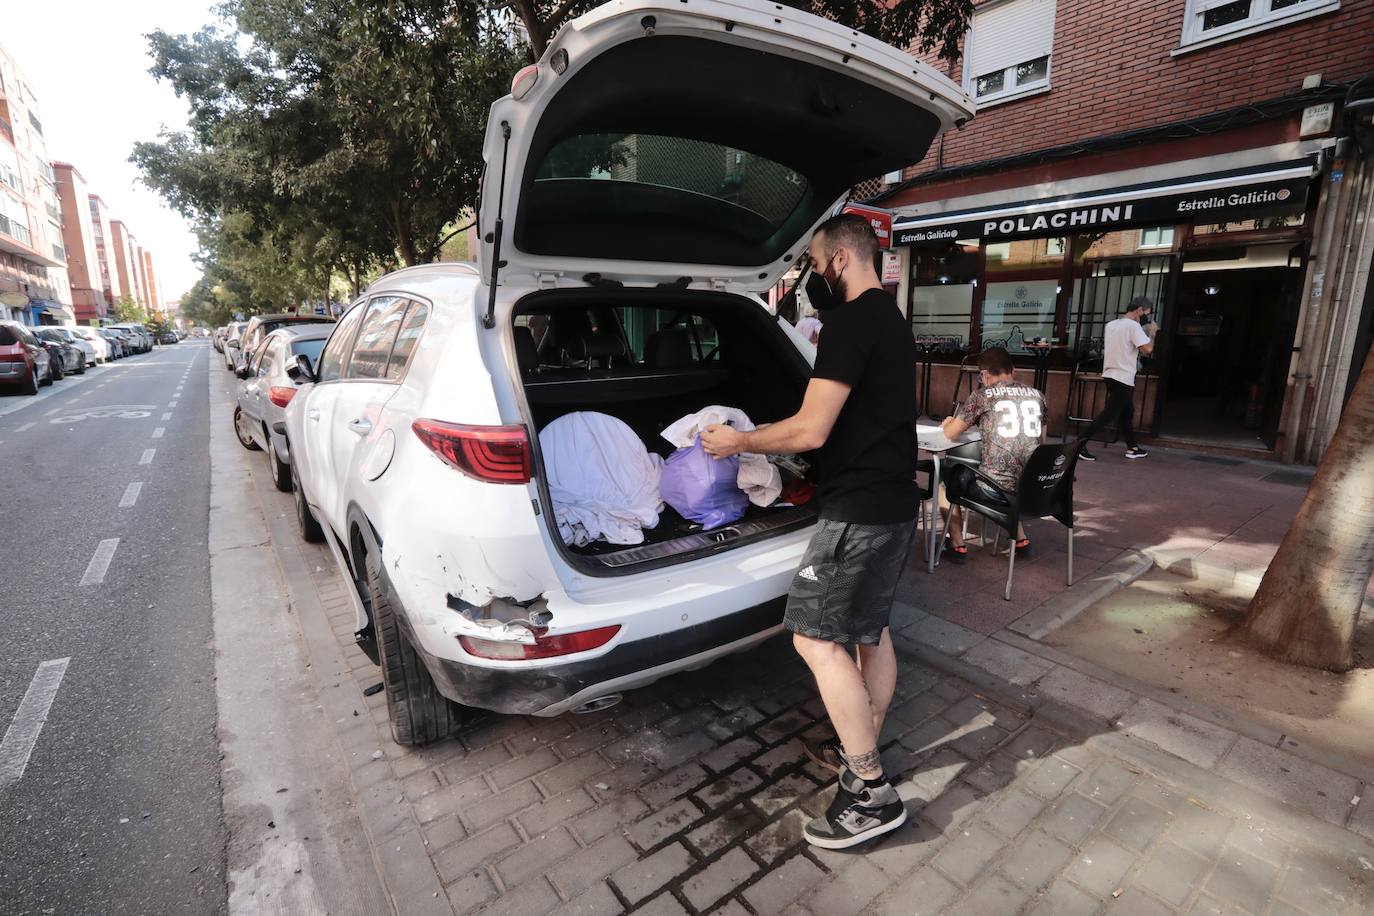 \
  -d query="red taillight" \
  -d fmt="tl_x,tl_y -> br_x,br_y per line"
268,386 -> 297,408
411,419 -> 531,484
459,625 -> 620,661
511,64 -> 539,100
